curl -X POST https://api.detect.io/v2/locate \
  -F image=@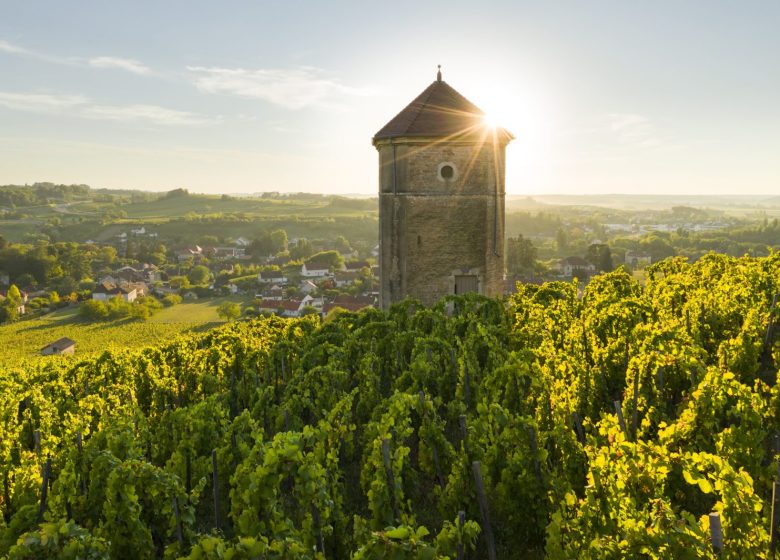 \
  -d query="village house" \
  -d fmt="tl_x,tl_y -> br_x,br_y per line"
299,280 -> 318,295
176,246 -> 203,262
334,270 -> 359,287
322,294 -> 375,315
624,251 -> 652,269
115,266 -> 145,283
224,283 -> 239,294
257,294 -> 319,318
257,299 -> 304,318
258,285 -> 285,301
92,282 -> 137,302
258,270 -> 288,284
554,256 -> 596,278
301,263 -> 331,278
213,247 -> 245,259
110,263 -> 162,284
344,260 -> 370,272
40,337 -> 76,356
